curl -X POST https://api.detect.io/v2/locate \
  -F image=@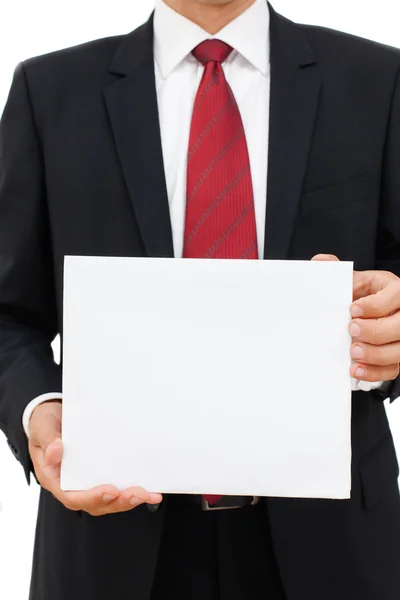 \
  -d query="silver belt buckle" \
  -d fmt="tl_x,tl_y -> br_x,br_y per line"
201,496 -> 261,511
